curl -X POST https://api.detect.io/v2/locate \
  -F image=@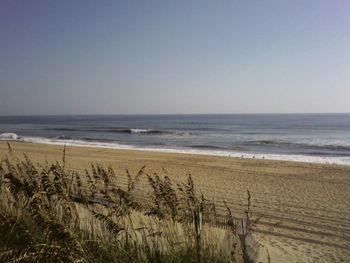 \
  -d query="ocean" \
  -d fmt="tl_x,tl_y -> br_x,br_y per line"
0,114 -> 349,165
